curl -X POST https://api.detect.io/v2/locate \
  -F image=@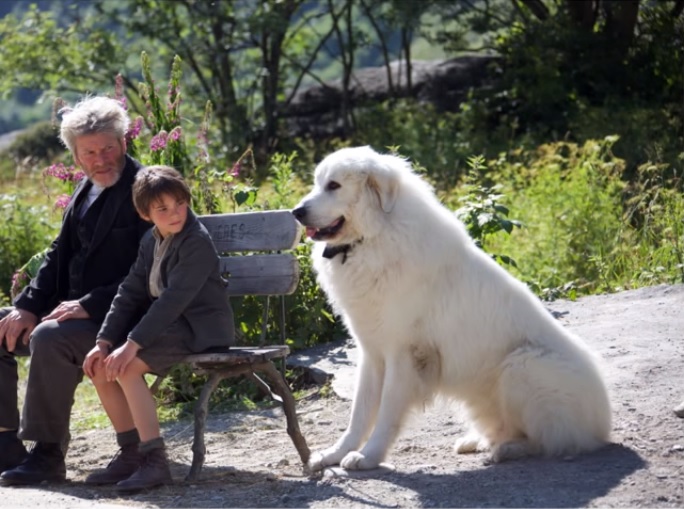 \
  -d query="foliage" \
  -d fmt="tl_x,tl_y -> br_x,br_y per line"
0,4 -> 126,99
463,2 -> 684,169
353,101 -> 471,188
0,195 -> 57,301
454,155 -> 521,267
485,137 -> 684,299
